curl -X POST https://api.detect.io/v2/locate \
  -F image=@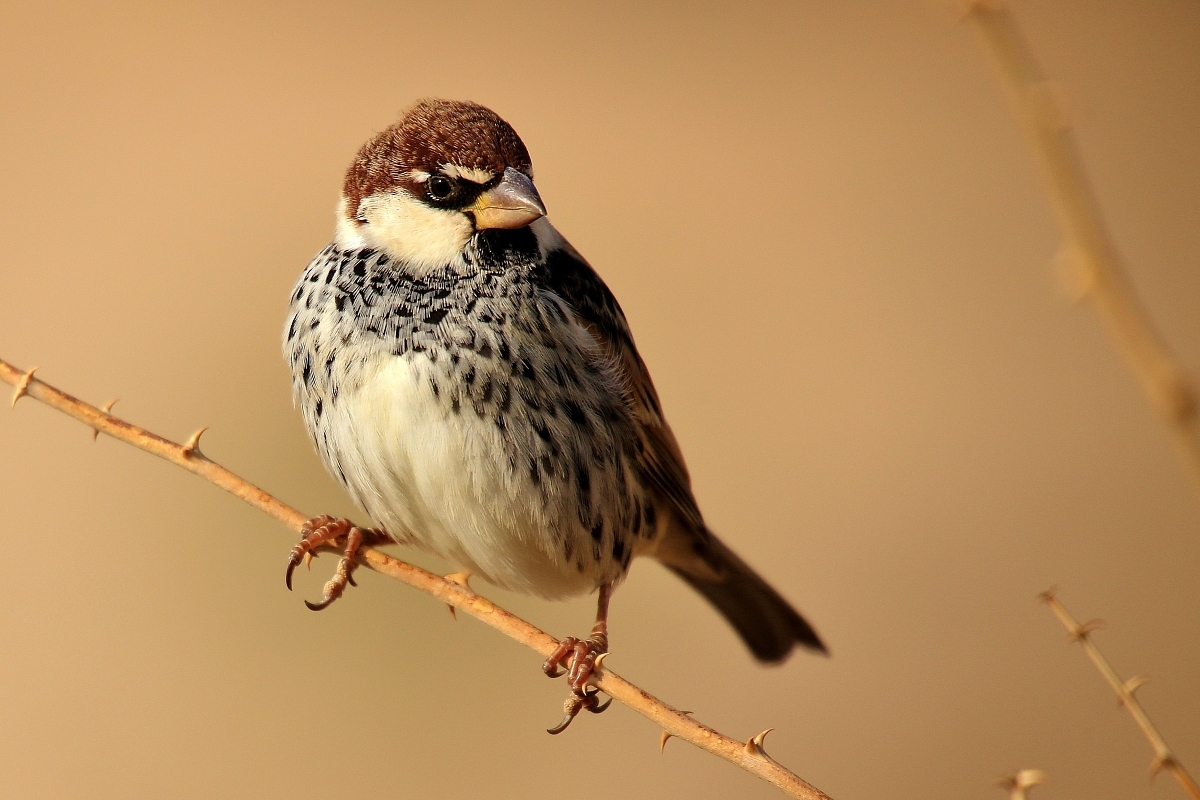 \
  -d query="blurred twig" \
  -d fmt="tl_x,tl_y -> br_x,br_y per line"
0,357 -> 831,800
965,0 -> 1200,496
1039,589 -> 1200,800
997,769 -> 1046,800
